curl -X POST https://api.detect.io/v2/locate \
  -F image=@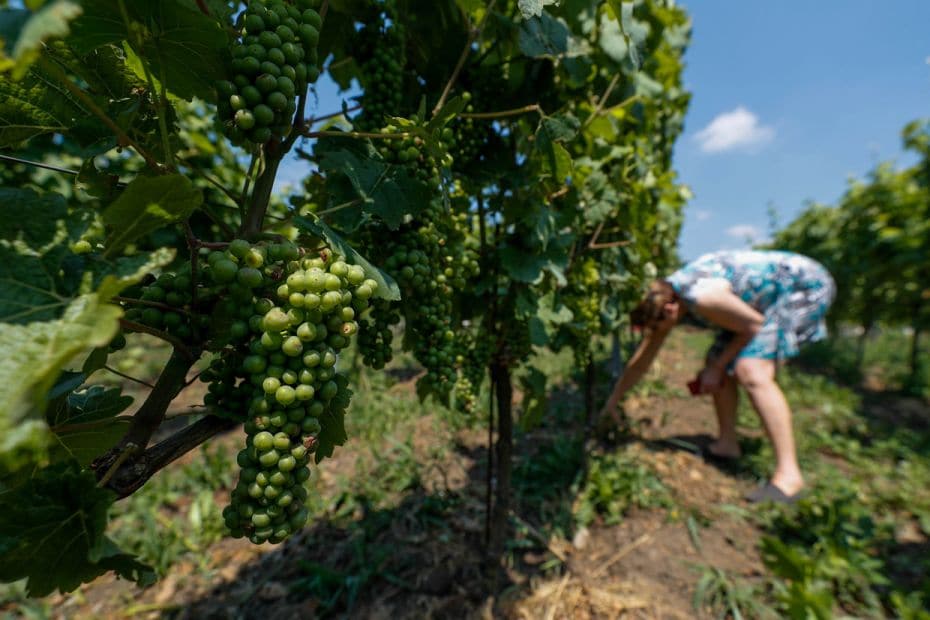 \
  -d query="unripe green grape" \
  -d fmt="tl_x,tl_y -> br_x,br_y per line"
275,384 -> 296,405
301,417 -> 322,434
262,376 -> 281,394
281,336 -> 303,357
258,449 -> 280,467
